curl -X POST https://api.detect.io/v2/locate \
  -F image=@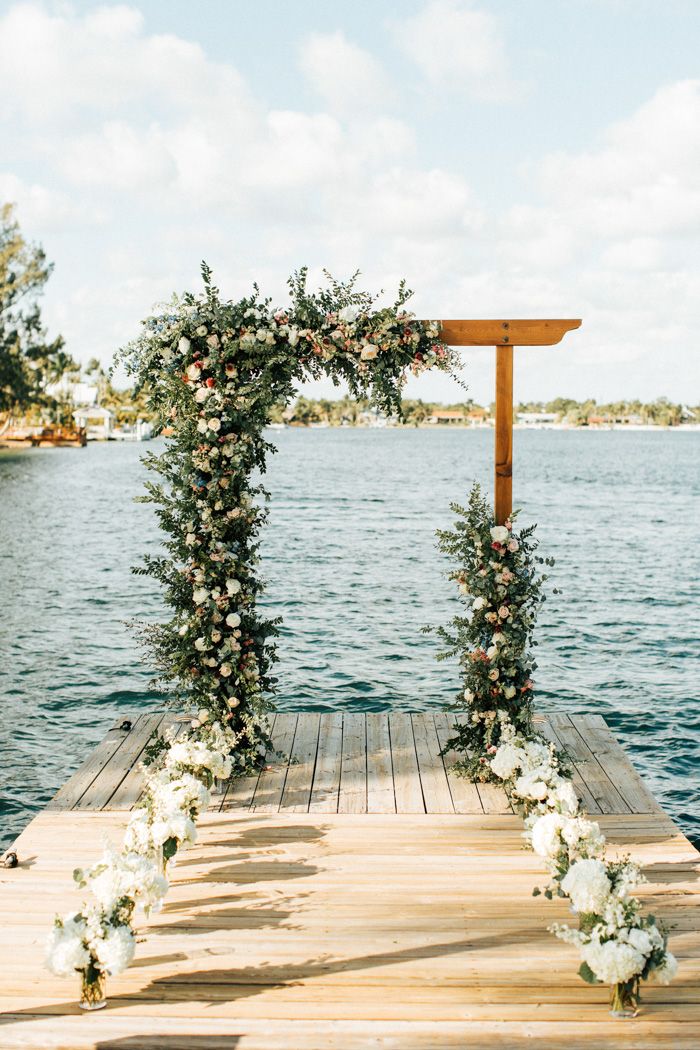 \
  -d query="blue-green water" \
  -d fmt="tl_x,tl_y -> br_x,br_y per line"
1,430 -> 698,847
